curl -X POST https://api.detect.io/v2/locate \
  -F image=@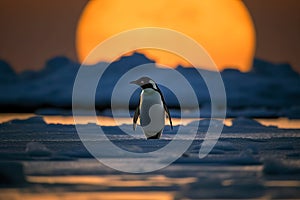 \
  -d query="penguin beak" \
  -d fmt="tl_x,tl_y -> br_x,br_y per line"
130,80 -> 138,85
